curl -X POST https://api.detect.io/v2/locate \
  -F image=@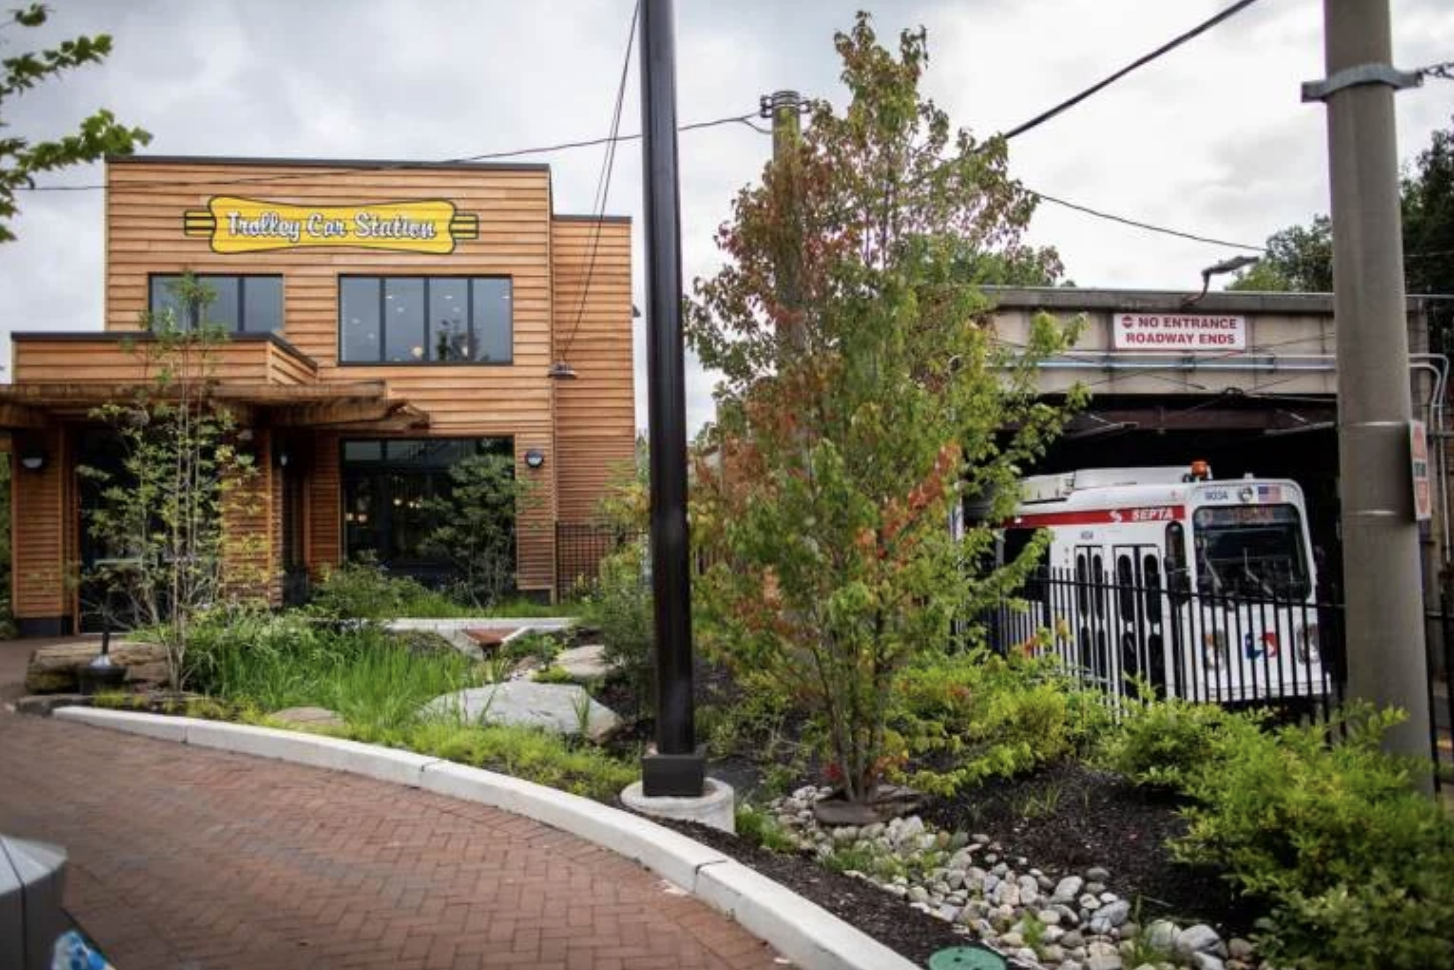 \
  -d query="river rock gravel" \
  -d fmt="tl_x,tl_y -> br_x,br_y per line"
756,785 -> 1275,970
